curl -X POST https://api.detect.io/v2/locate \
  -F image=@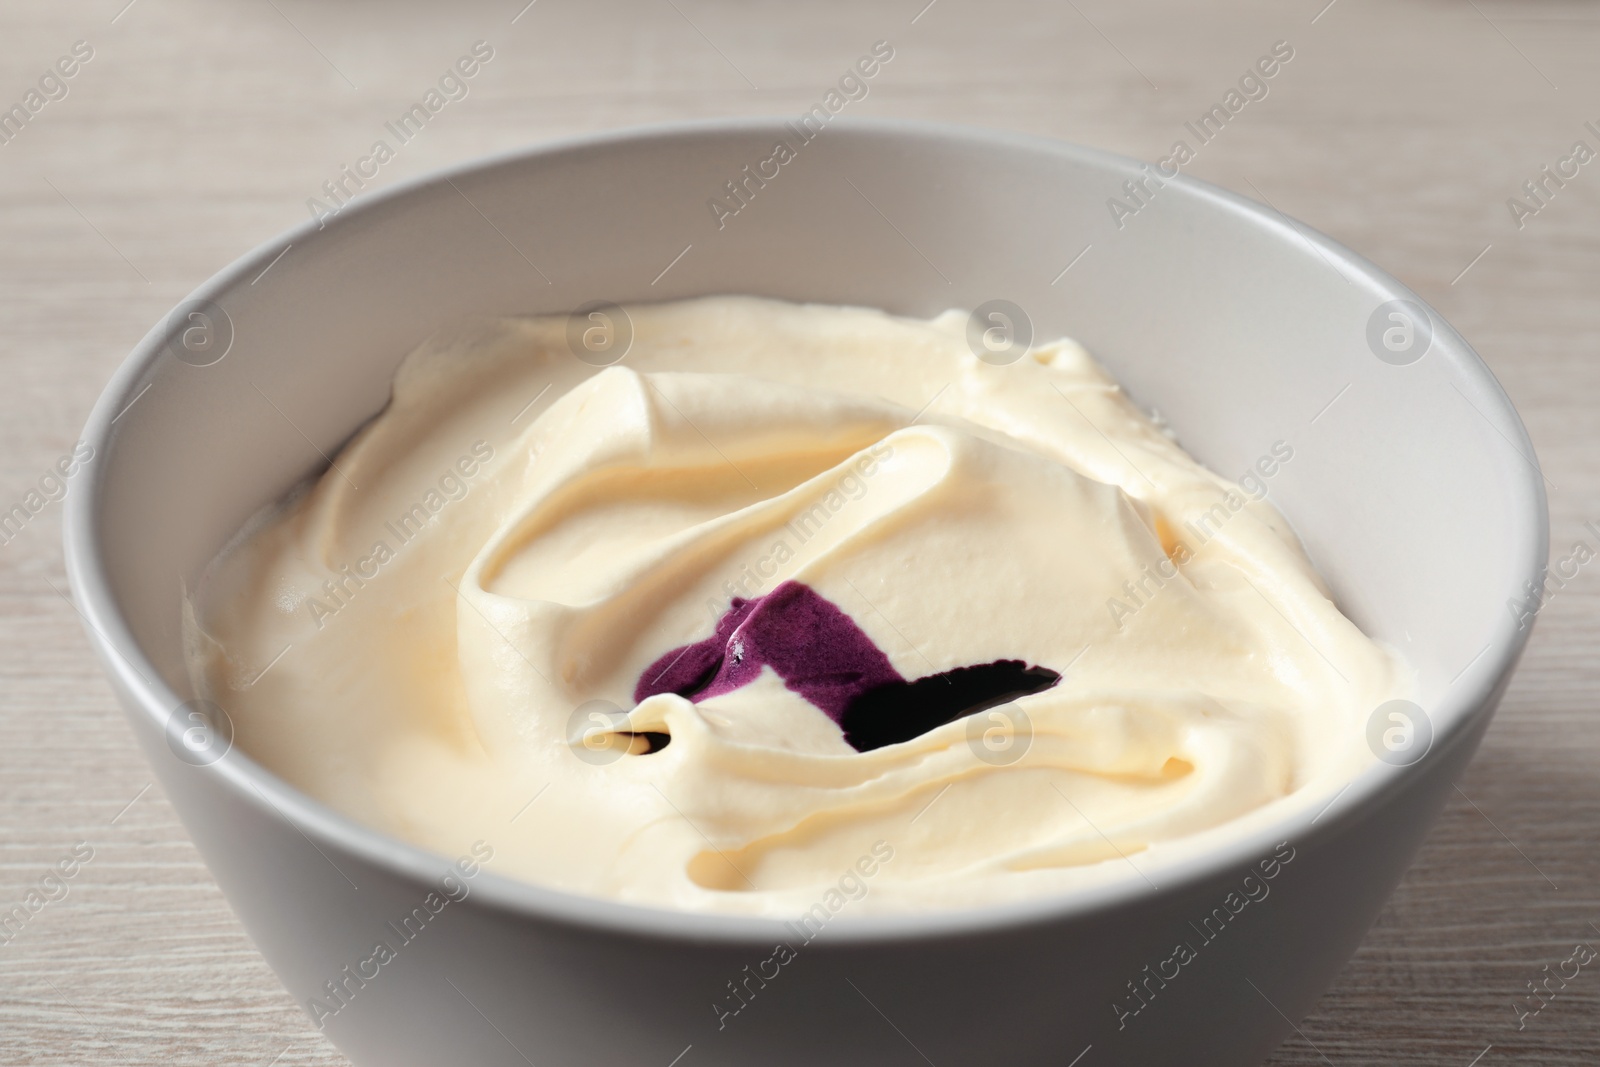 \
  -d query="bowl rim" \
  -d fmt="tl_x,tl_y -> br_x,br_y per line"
62,115 -> 1550,947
